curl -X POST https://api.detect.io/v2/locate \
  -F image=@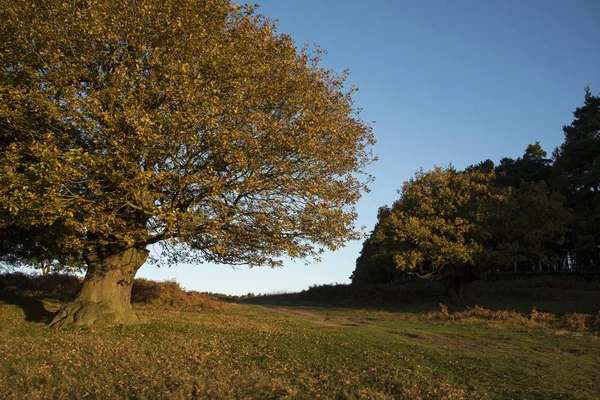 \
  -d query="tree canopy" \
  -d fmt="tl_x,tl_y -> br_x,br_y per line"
481,181 -> 573,267
0,0 -> 374,326
352,142 -> 577,284
553,88 -> 600,267
353,90 -> 599,285
496,142 -> 551,188
355,166 -> 498,280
